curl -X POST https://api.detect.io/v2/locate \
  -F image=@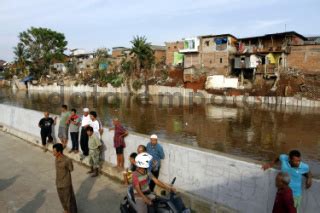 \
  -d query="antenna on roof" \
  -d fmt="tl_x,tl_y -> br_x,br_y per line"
285,24 -> 287,32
